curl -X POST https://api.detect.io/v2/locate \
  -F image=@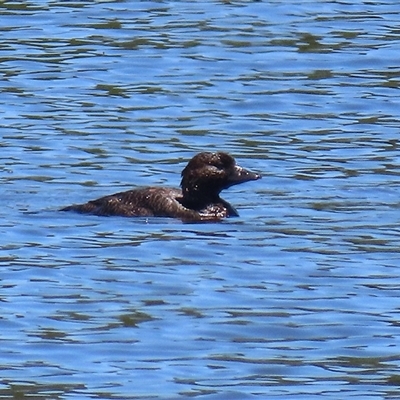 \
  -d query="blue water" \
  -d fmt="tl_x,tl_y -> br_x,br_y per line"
1,1 -> 400,399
